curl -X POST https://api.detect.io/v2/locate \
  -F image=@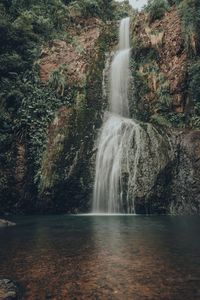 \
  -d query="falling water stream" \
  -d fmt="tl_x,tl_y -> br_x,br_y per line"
93,17 -> 142,214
